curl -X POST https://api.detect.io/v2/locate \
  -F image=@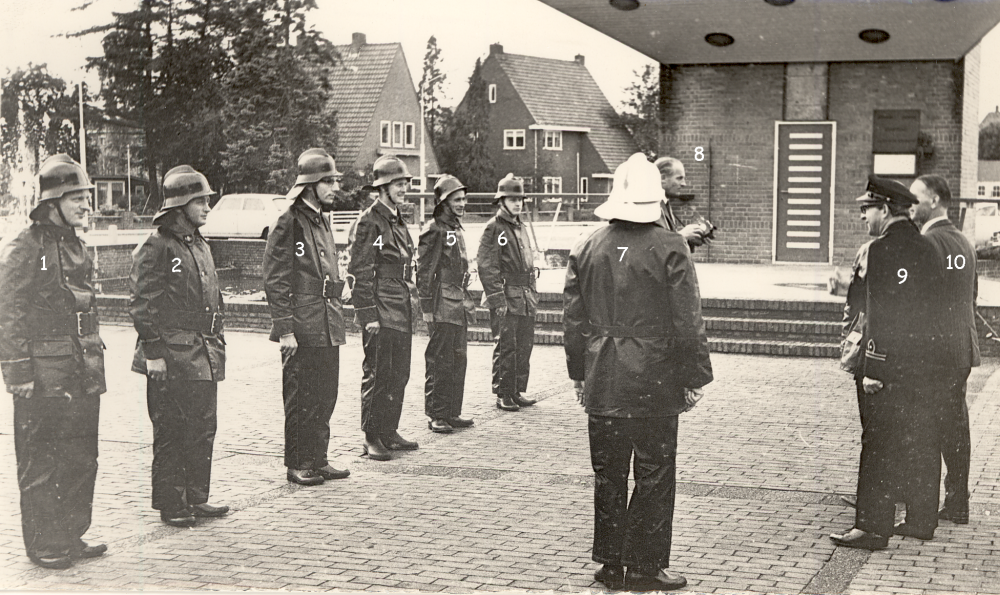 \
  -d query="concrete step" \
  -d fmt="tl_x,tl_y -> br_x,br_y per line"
708,337 -> 840,358
704,316 -> 842,339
